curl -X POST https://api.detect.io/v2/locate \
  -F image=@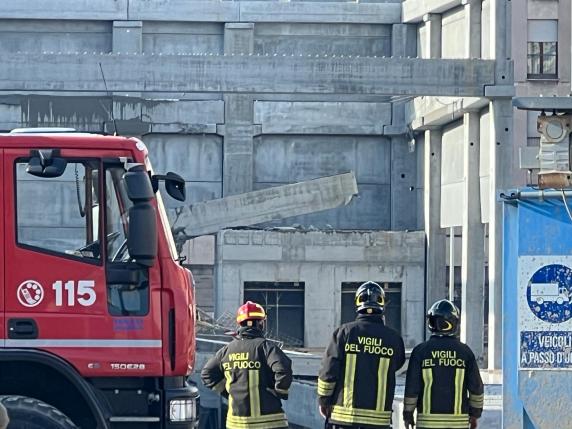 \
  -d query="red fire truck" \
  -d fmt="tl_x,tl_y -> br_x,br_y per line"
0,129 -> 199,428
